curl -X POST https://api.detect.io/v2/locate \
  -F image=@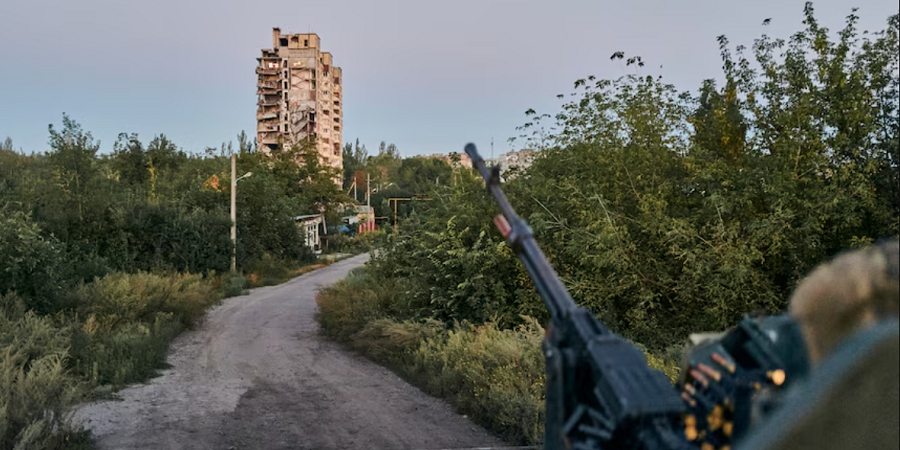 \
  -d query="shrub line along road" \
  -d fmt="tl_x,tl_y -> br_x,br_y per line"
74,253 -> 524,450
